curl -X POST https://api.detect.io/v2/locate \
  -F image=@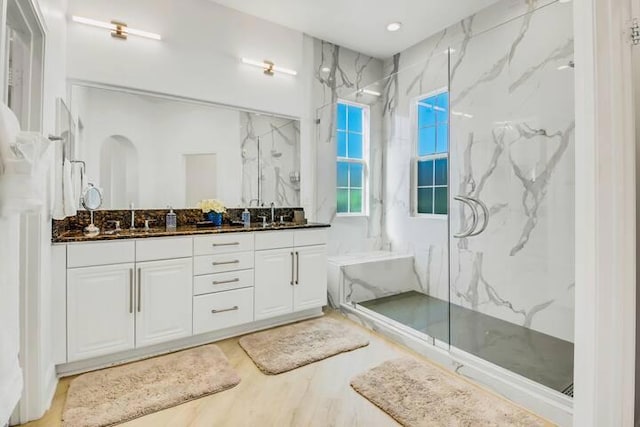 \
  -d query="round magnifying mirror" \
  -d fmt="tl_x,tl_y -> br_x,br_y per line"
81,184 -> 103,211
